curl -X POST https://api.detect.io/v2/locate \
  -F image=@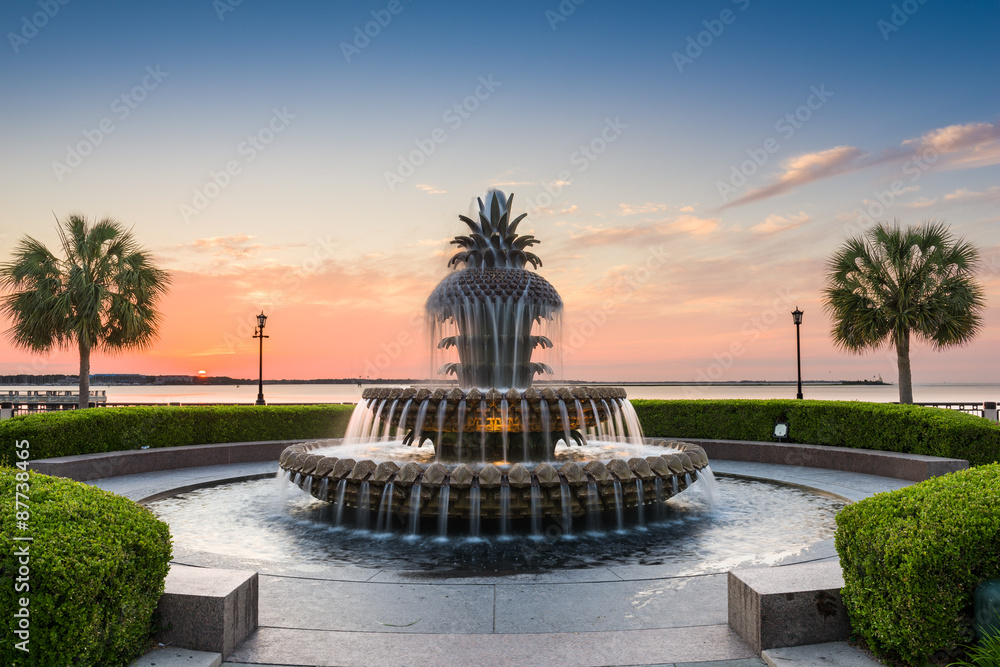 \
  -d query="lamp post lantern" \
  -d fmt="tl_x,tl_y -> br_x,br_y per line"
791,307 -> 803,399
253,311 -> 268,406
